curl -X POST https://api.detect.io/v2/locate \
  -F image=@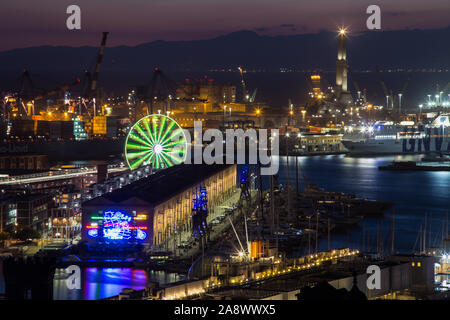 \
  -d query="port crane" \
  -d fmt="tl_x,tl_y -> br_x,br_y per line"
376,66 -> 393,110
10,70 -> 81,117
435,82 -> 450,107
347,65 -> 366,104
442,82 -> 450,96
376,66 -> 411,114
146,67 -> 178,115
82,31 -> 109,118
238,66 -> 257,103
397,72 -> 412,113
